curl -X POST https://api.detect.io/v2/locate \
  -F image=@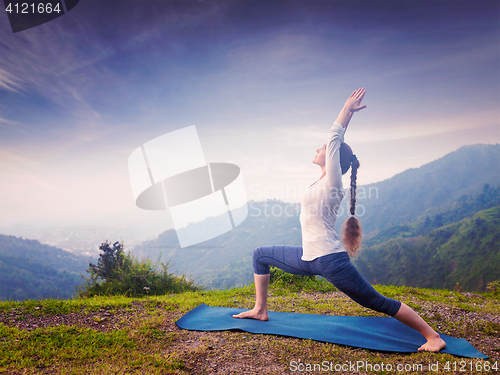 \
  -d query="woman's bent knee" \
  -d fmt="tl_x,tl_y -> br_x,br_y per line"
253,246 -> 271,275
